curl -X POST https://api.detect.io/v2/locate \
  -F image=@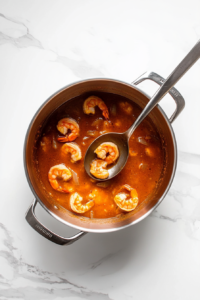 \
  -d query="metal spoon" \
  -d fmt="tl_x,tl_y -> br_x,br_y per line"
84,40 -> 200,181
